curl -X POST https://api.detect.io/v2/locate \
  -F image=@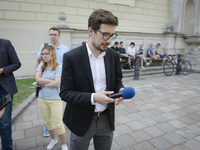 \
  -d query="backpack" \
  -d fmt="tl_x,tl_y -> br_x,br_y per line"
122,62 -> 130,69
